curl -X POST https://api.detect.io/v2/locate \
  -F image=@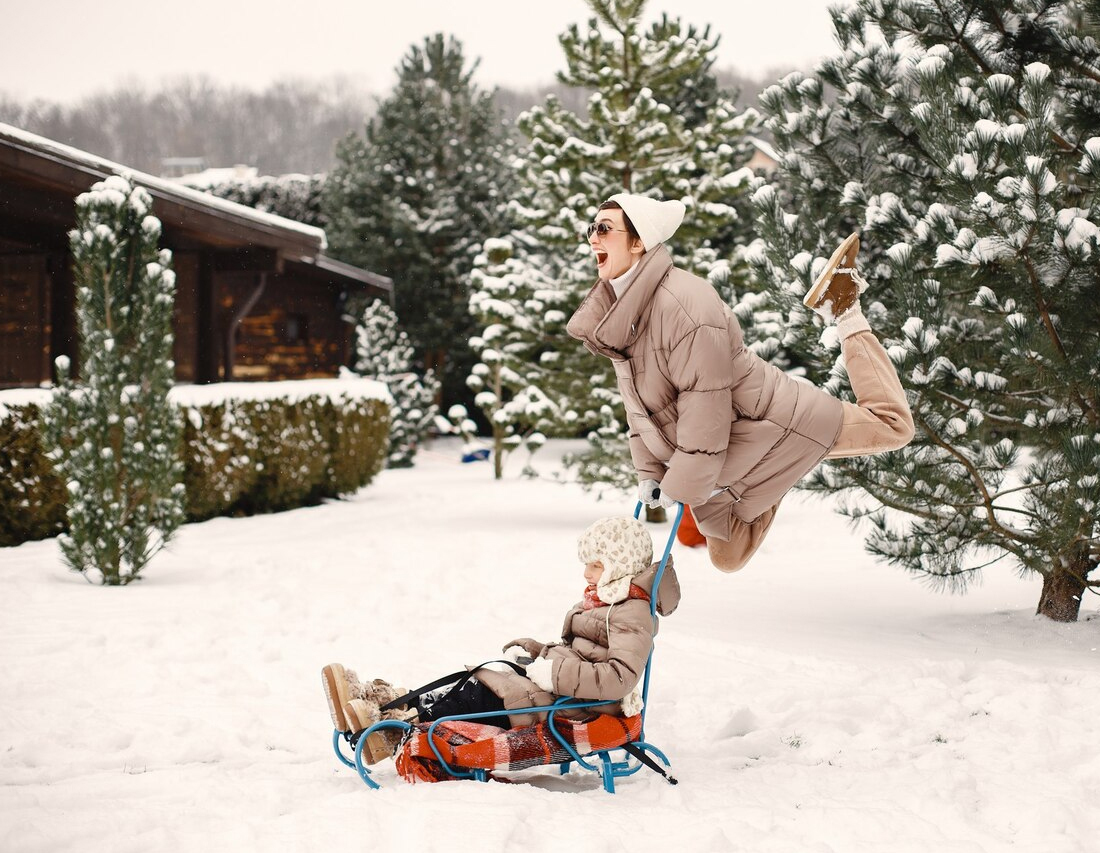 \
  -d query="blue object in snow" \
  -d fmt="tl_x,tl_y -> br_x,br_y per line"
461,448 -> 491,463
